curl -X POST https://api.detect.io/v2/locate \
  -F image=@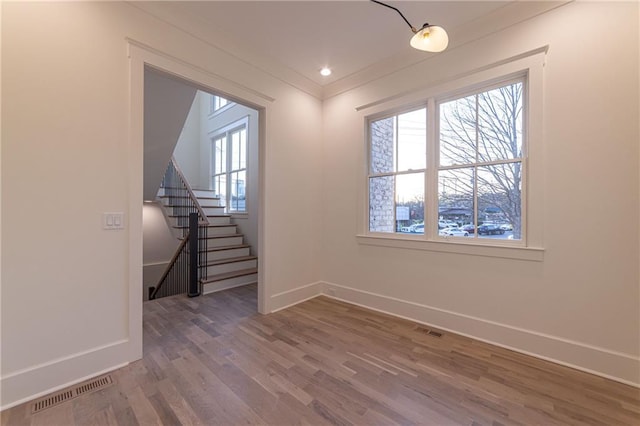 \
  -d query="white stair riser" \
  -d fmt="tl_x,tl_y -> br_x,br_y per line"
206,247 -> 250,261
207,216 -> 231,225
199,199 -> 222,208
204,259 -> 258,277
202,274 -> 258,295
192,189 -> 217,198
168,217 -> 199,230
167,205 -> 224,216
204,225 -> 237,236
202,206 -> 225,216
207,236 -> 243,248
166,205 -> 200,216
